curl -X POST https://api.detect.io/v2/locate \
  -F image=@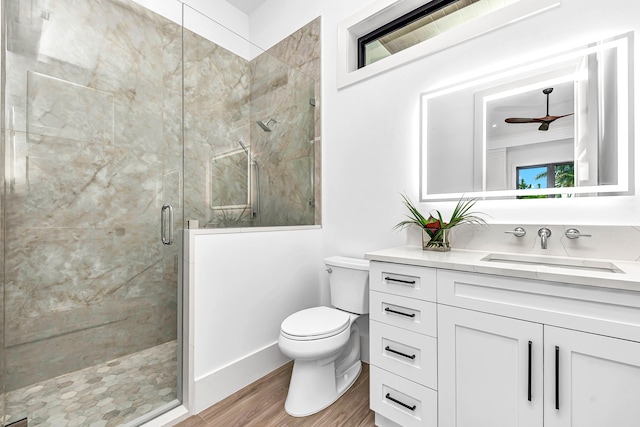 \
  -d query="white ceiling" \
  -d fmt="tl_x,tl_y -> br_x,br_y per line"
226,0 -> 266,15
